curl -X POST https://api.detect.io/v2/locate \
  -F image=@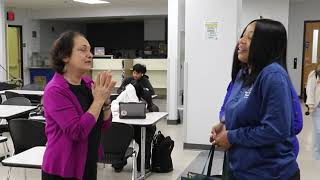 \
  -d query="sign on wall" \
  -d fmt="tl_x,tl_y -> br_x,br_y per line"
205,21 -> 218,40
